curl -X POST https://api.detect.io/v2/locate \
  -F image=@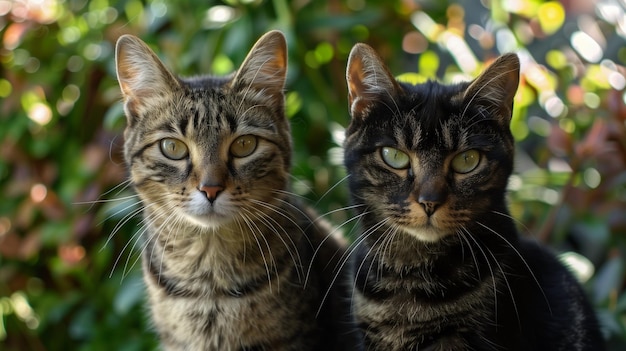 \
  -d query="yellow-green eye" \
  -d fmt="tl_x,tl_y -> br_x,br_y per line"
230,135 -> 258,158
160,138 -> 189,160
381,147 -> 410,169
451,150 -> 480,174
